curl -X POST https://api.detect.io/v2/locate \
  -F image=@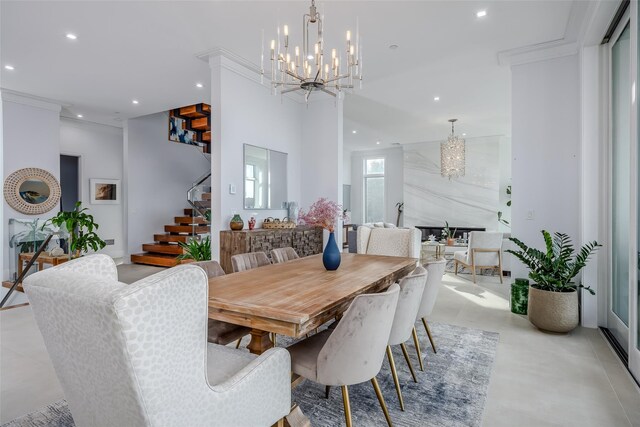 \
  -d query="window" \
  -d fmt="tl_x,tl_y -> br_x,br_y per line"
364,158 -> 385,223
245,164 -> 256,203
